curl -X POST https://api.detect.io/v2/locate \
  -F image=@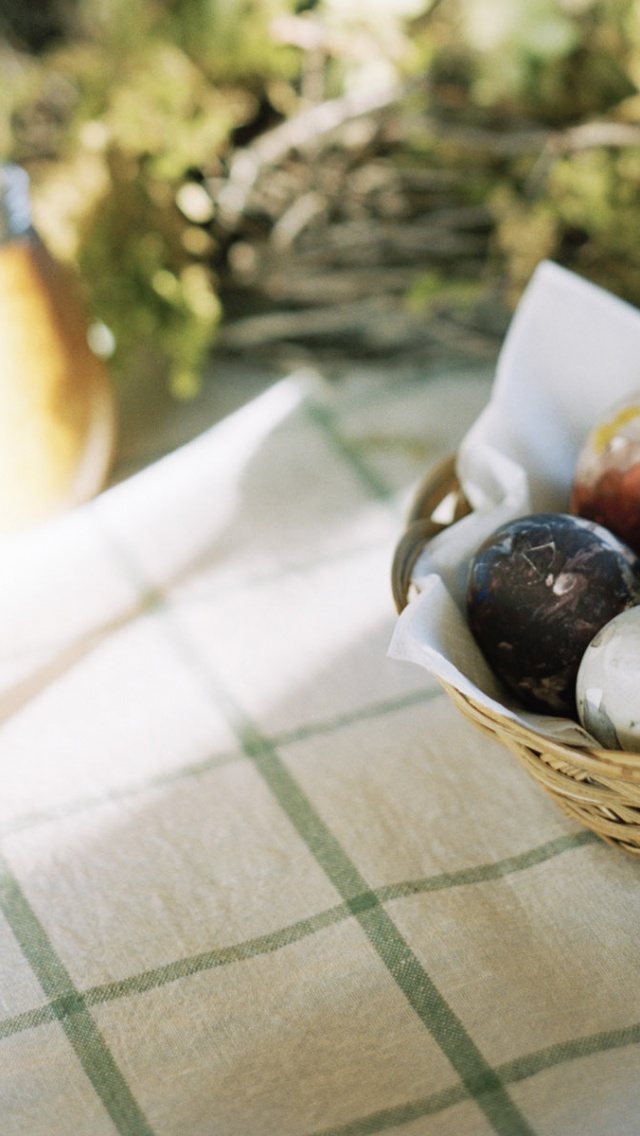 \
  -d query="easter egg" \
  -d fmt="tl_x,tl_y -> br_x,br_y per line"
571,393 -> 640,554
576,607 -> 640,751
466,513 -> 640,716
